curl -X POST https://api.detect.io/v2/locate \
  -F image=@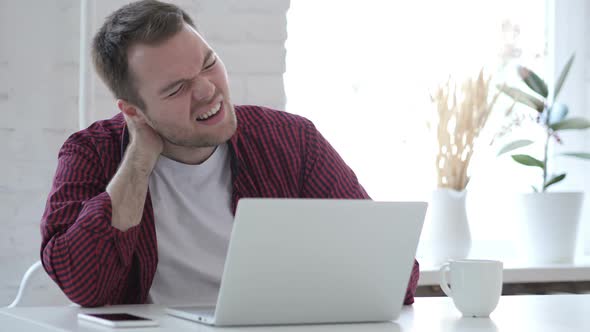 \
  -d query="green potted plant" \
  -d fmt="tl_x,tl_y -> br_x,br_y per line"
497,54 -> 590,263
